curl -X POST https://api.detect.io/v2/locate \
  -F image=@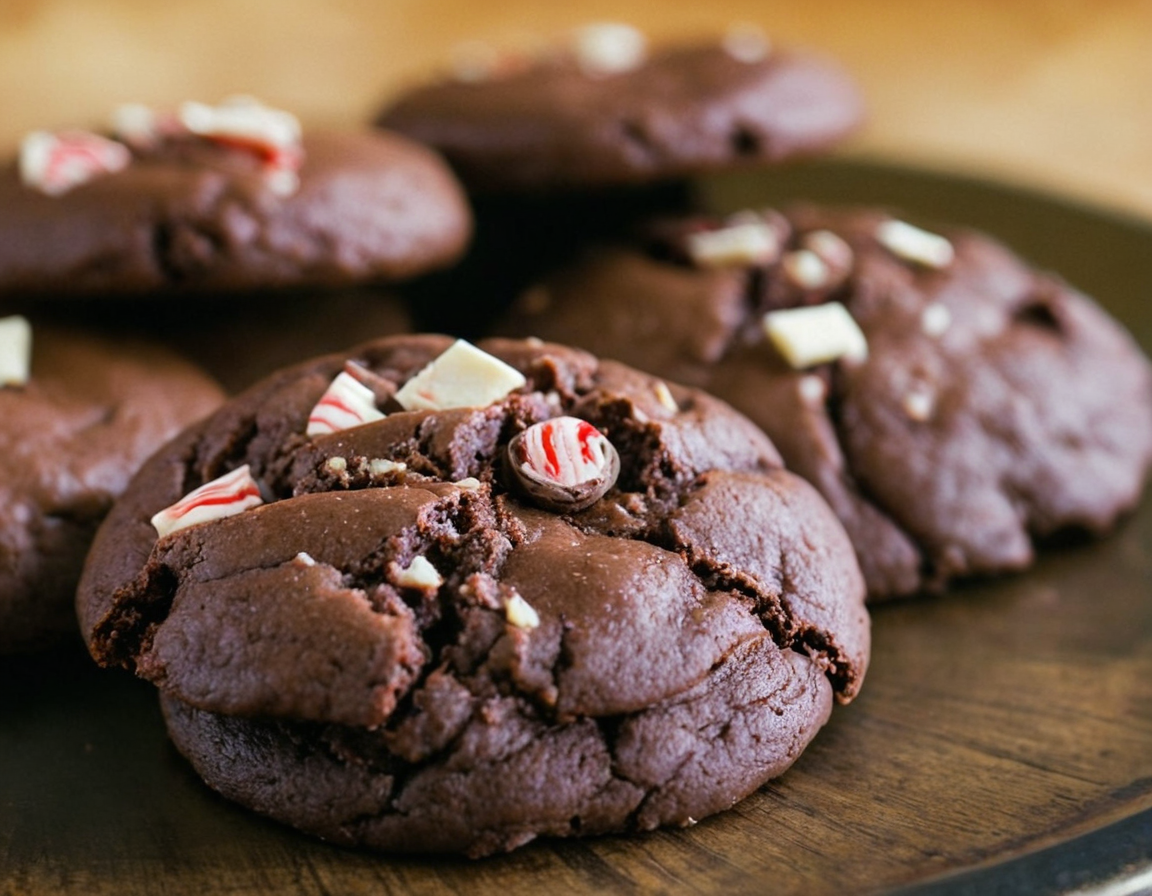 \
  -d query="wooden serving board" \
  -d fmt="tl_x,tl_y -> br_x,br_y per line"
3,162 -> 1152,895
